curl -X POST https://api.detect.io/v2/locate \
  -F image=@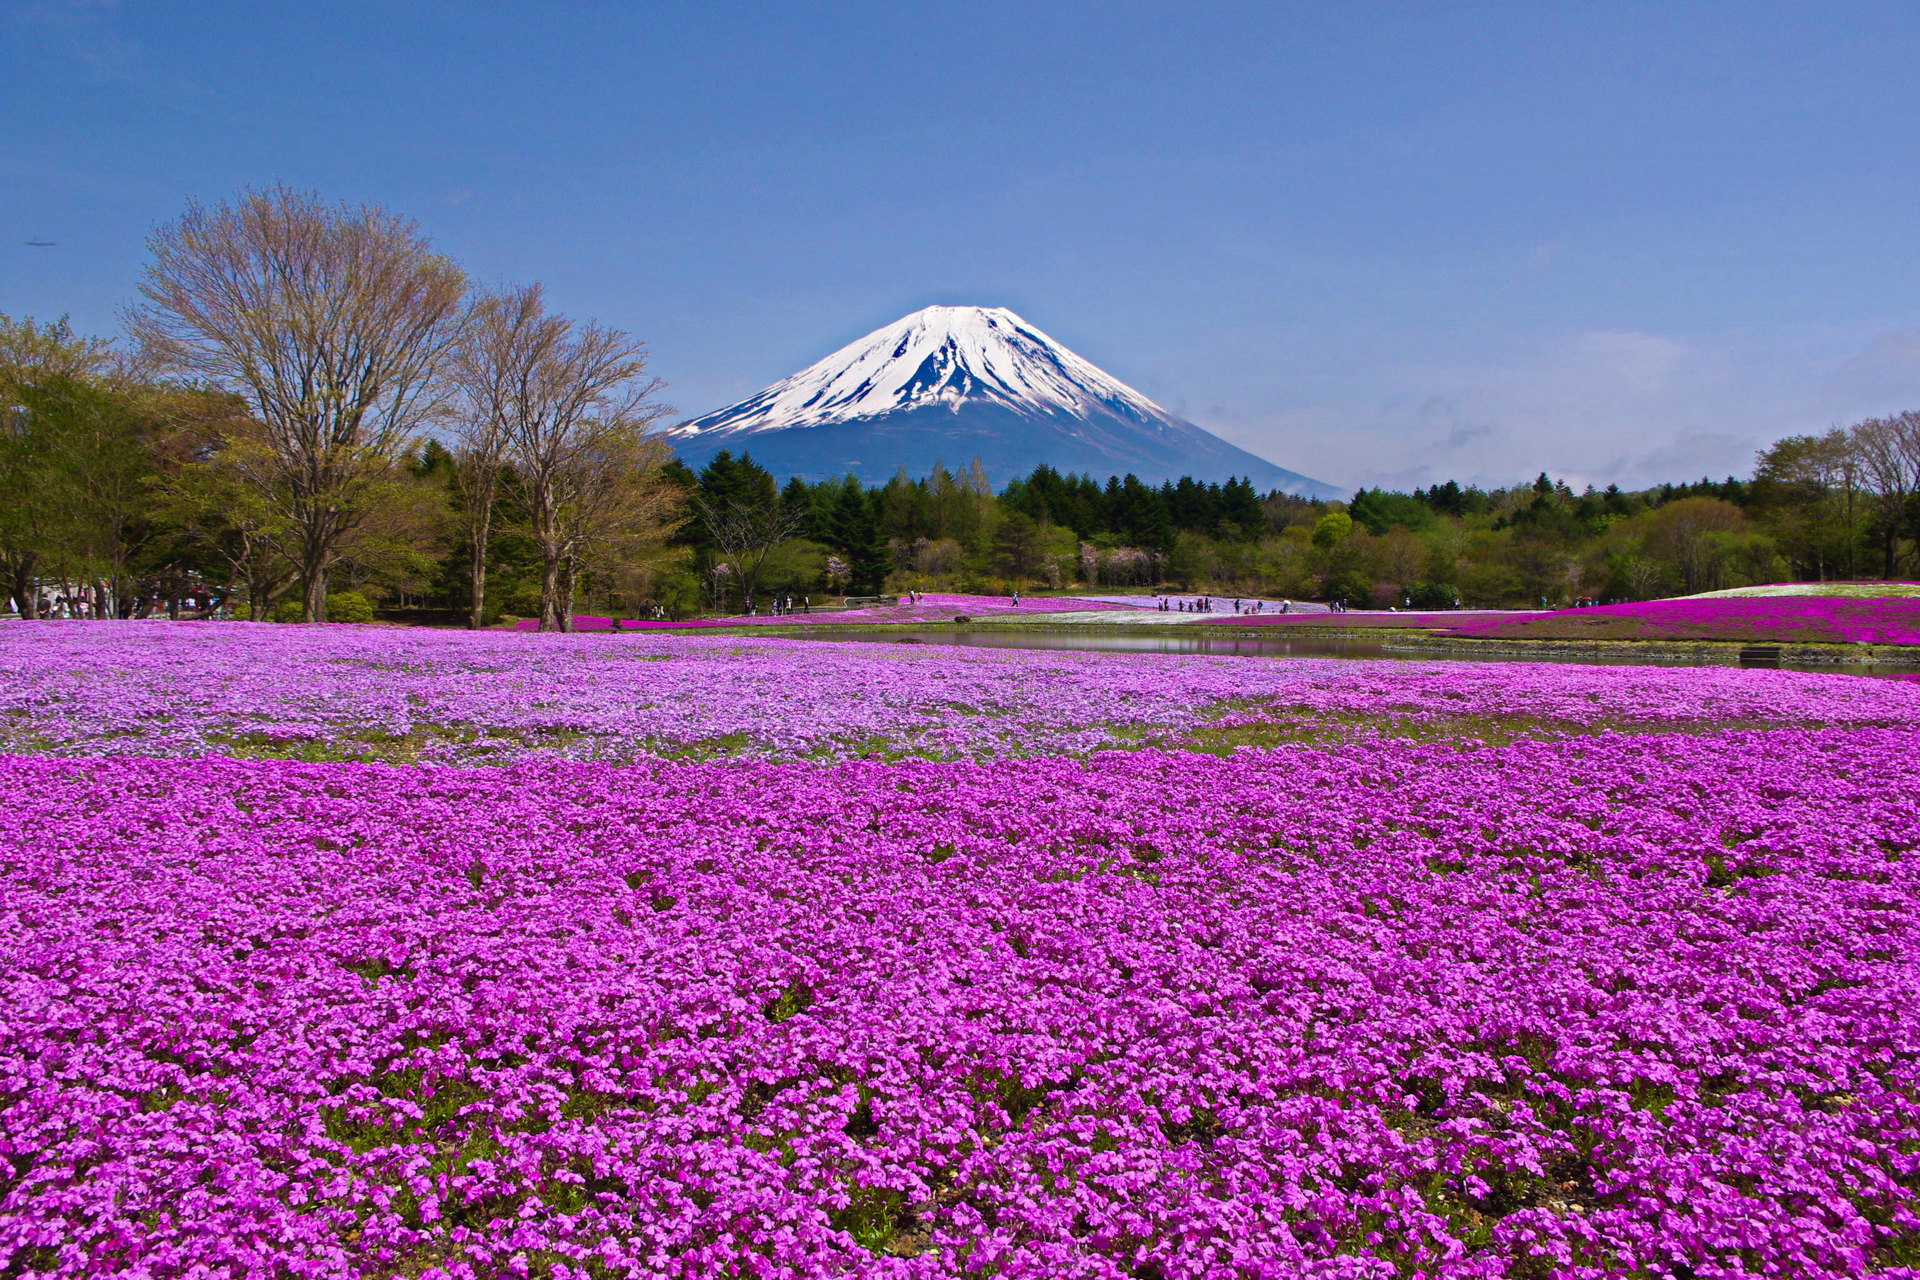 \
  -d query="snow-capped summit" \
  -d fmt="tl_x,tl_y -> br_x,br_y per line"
669,306 -> 1339,496
671,305 -> 1172,436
